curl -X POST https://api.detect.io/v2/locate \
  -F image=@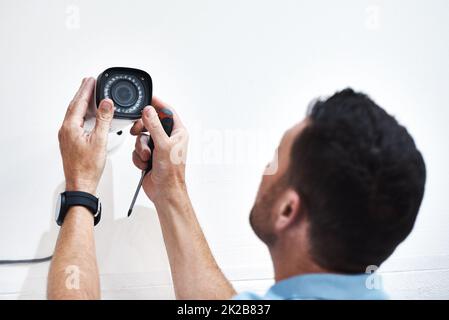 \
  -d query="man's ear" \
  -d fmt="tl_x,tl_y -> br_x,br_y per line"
273,188 -> 302,232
